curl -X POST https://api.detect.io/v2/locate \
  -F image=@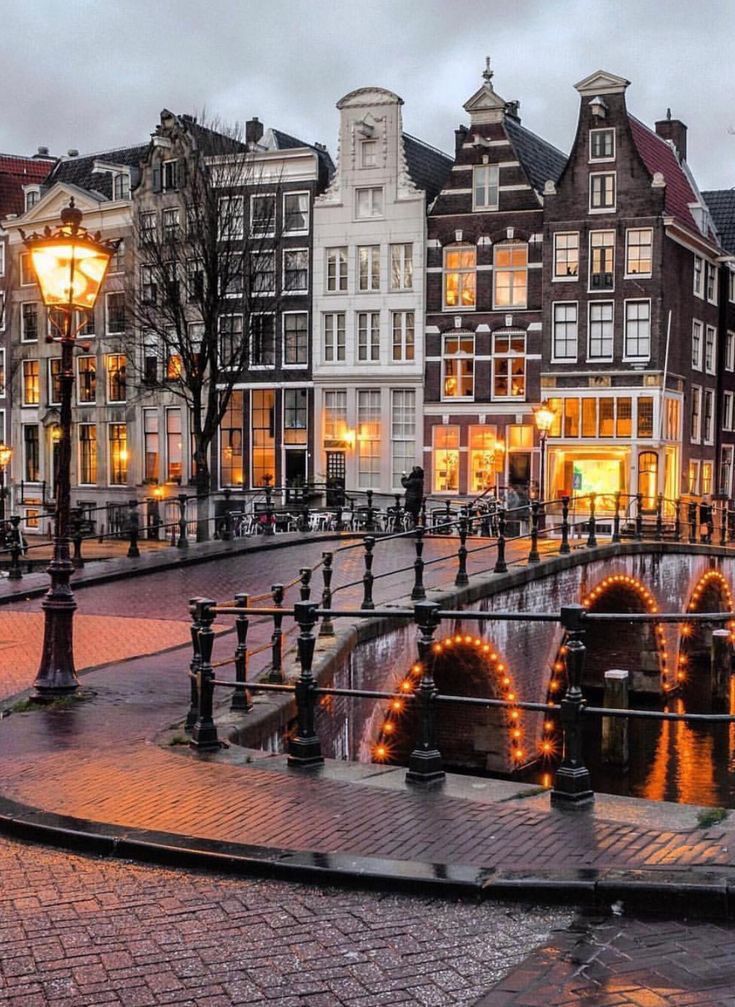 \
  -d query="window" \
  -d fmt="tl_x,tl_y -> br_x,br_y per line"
703,389 -> 715,444
624,300 -> 651,360
219,196 -> 244,241
693,255 -> 704,297
391,390 -> 416,487
20,253 -> 35,286
324,390 -> 347,441
589,128 -> 615,161
702,461 -> 714,496
143,409 -> 159,482
143,333 -> 159,384
0,242 -> 4,276
323,313 -> 345,362
182,259 -> 202,302
705,325 -> 717,374
357,389 -> 381,488
729,270 -> 735,304
25,188 -> 39,211
79,425 -> 97,485
141,265 -> 157,305
361,140 -> 378,168
625,228 -> 652,276
218,314 -> 244,368
163,207 -> 180,241
326,247 -> 348,292
283,249 -> 308,292
108,239 -> 125,274
390,243 -> 413,290
357,312 -> 380,362
493,243 -> 527,308
251,252 -> 275,295
0,349 -> 4,396
283,313 -> 308,366
443,246 -> 476,310
588,301 -> 614,360
553,232 -> 579,279
106,292 -> 125,335
392,311 -> 415,362
283,192 -> 309,233
107,354 -> 126,403
283,388 -> 307,446
473,164 -> 499,210
161,159 -> 180,191
166,352 -> 182,382
589,172 -> 616,210
723,392 -> 734,432
220,255 -> 243,299
140,211 -> 156,243
688,459 -> 701,495
358,246 -> 380,291
166,408 -> 183,483
720,446 -> 734,497
707,263 -> 718,304
692,320 -> 703,370
442,334 -> 474,399
469,426 -> 502,492
589,231 -> 614,289
433,425 -> 460,493
21,303 -> 38,342
109,424 -> 127,485
251,389 -> 275,487
492,332 -> 526,399
665,398 -> 680,440
690,386 -> 702,442
552,302 -> 578,361
250,194 -> 276,236
22,359 -> 39,405
219,391 -> 243,486
727,331 -> 735,372
77,356 -> 96,404
23,425 -> 39,482
112,172 -> 130,201
355,187 -> 383,218
637,397 -> 654,438
250,315 -> 275,367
